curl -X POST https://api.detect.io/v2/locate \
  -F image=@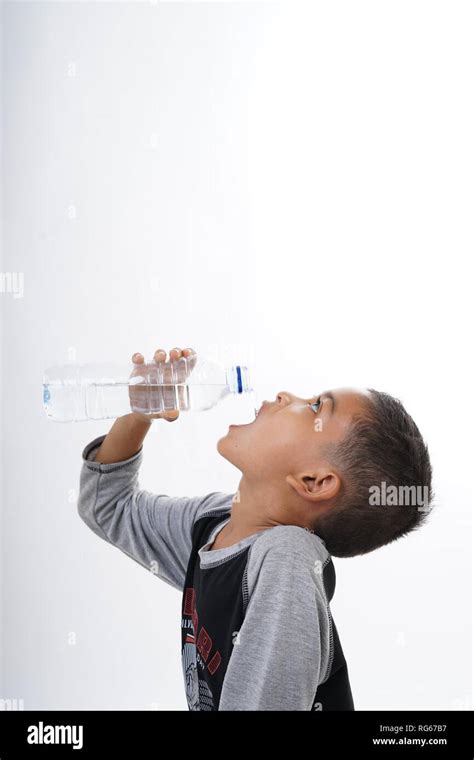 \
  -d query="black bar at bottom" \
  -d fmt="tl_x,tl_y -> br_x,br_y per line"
0,710 -> 472,757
